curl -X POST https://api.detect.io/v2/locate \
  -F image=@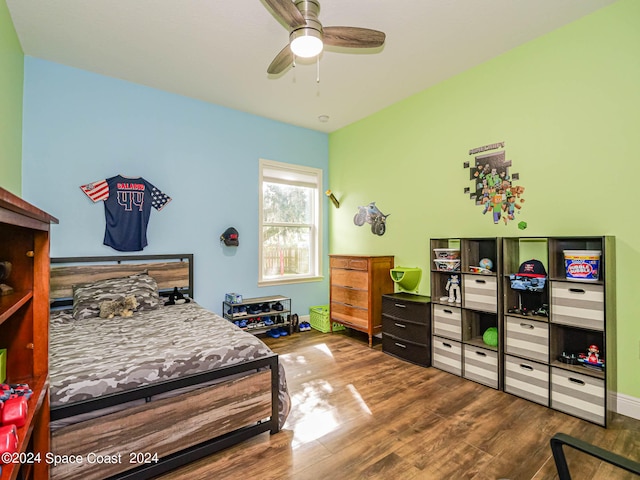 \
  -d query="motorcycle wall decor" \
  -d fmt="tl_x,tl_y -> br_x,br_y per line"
353,202 -> 389,236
